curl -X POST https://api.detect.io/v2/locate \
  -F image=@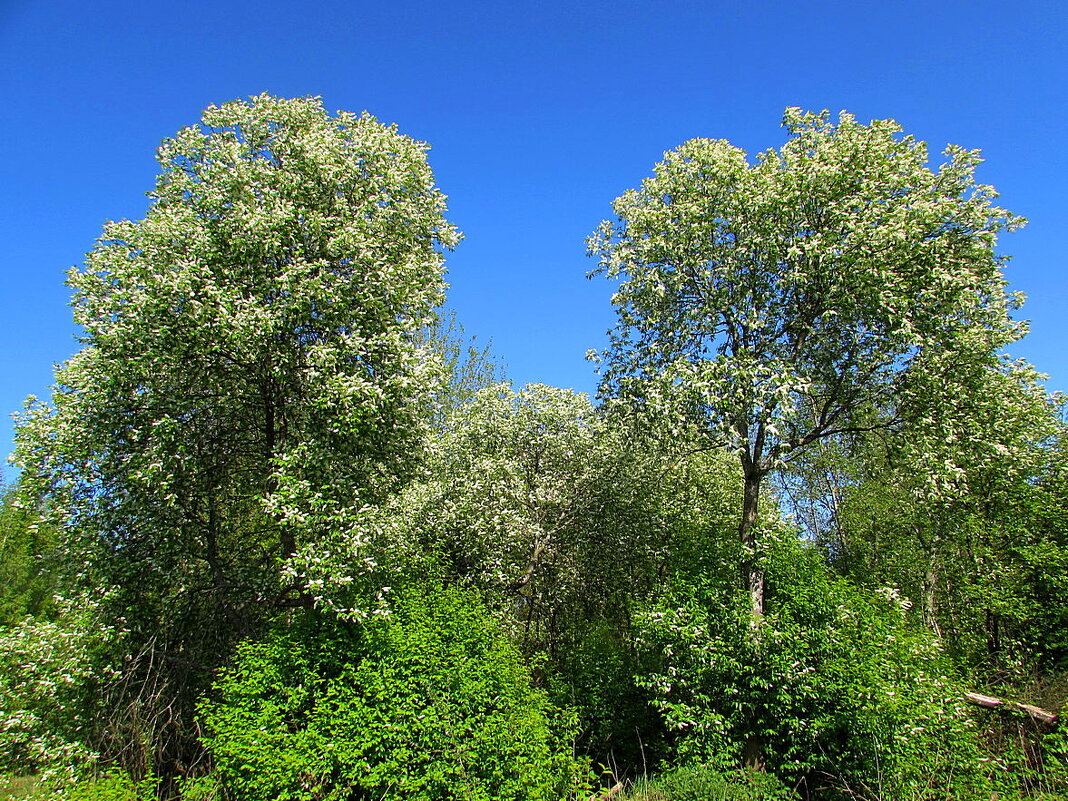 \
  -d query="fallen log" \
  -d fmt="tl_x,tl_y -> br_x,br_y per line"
965,692 -> 1058,725
591,781 -> 624,800
1017,702 -> 1059,726
964,692 -> 1002,709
